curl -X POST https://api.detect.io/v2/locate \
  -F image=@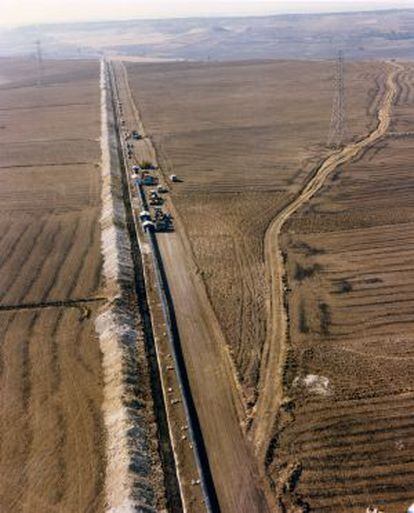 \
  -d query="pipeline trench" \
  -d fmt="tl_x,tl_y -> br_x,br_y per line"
106,60 -> 220,512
